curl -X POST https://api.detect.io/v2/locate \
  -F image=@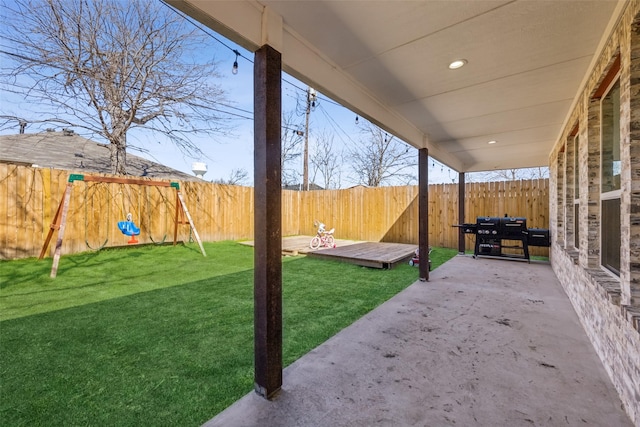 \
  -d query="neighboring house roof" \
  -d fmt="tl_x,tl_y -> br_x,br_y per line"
283,183 -> 325,191
0,130 -> 198,181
